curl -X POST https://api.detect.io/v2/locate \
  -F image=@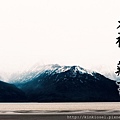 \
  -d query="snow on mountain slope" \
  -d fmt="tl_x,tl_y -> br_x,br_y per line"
8,64 -> 95,84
